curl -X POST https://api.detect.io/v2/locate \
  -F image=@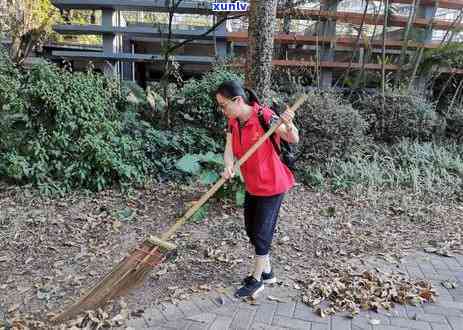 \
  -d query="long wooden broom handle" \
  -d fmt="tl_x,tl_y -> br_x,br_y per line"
160,94 -> 308,241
